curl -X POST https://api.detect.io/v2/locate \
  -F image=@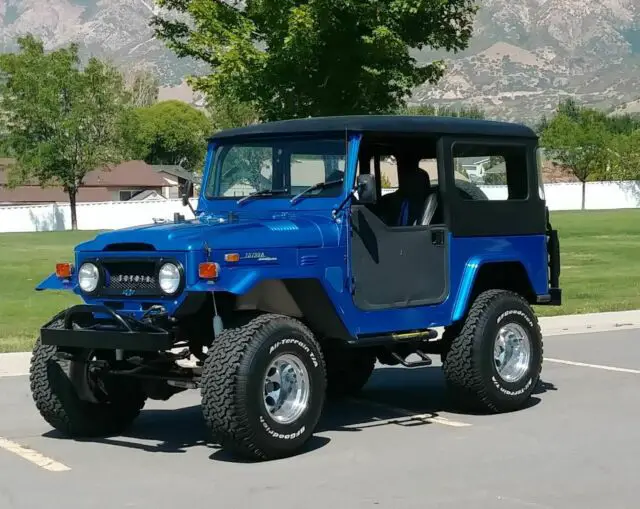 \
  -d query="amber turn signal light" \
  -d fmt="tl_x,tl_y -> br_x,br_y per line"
199,262 -> 220,279
224,253 -> 240,263
55,263 -> 73,279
